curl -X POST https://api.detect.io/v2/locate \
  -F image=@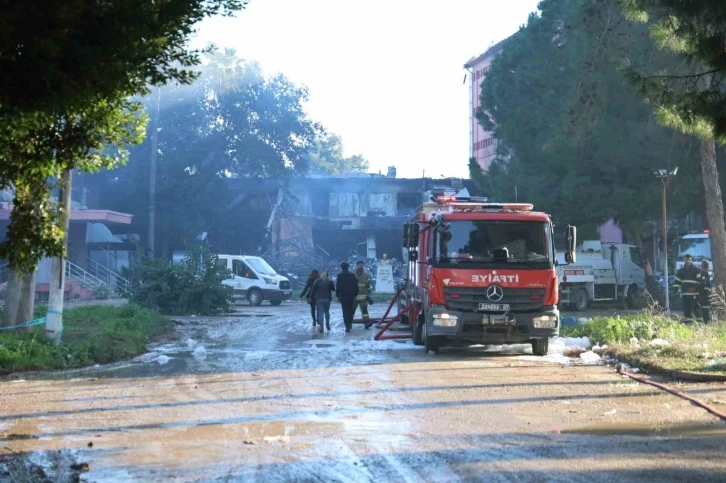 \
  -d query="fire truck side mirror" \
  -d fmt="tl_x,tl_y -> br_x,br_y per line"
565,225 -> 577,264
403,223 -> 419,248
